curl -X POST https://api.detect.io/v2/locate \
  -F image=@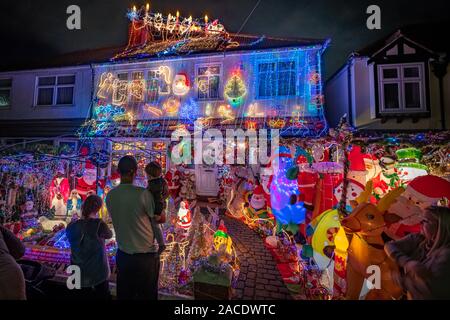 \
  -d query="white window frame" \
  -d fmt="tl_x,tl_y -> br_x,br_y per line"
0,78 -> 12,108
256,59 -> 298,100
378,63 -> 426,114
34,74 -> 76,106
195,63 -> 223,101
